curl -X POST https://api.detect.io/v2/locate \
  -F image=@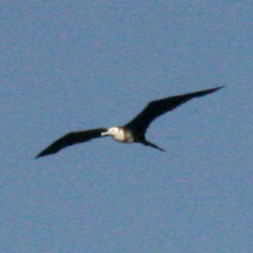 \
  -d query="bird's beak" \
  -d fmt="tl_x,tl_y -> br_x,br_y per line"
101,130 -> 109,136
